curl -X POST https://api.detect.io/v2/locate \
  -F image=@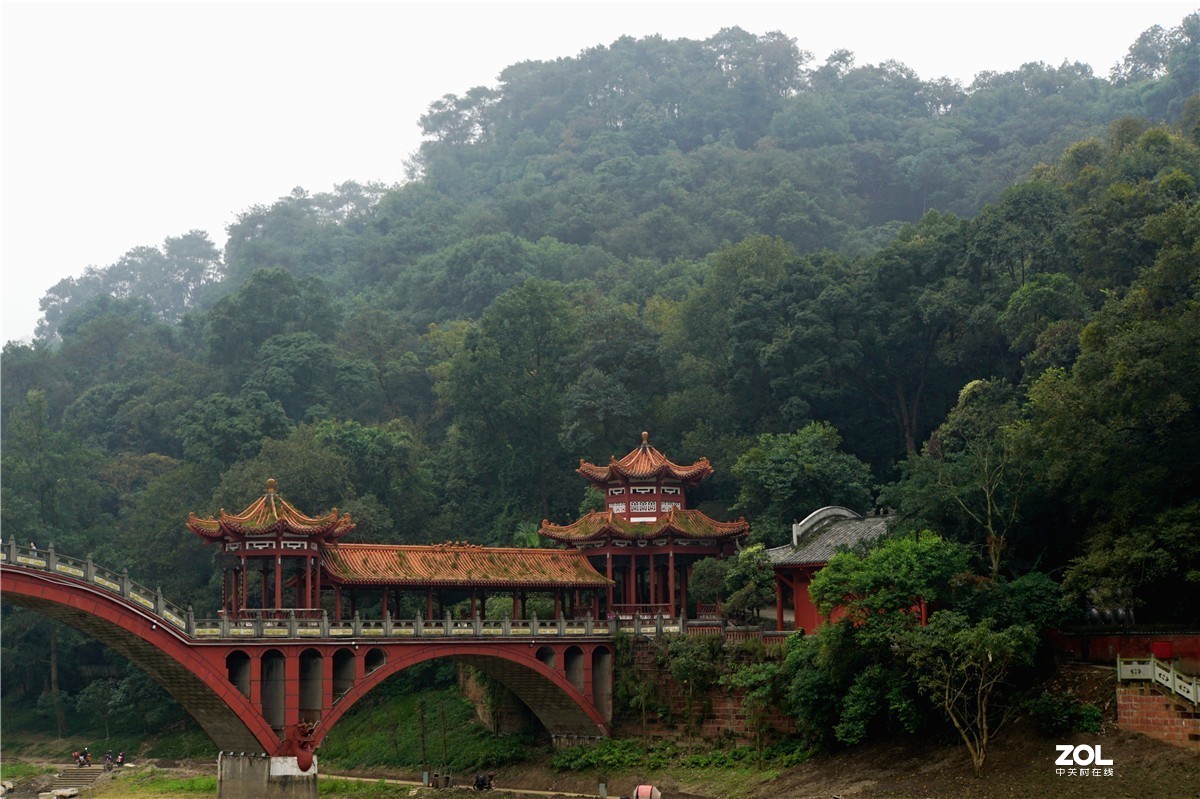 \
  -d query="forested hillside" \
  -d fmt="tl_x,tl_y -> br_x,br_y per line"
3,18 -> 1198,726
